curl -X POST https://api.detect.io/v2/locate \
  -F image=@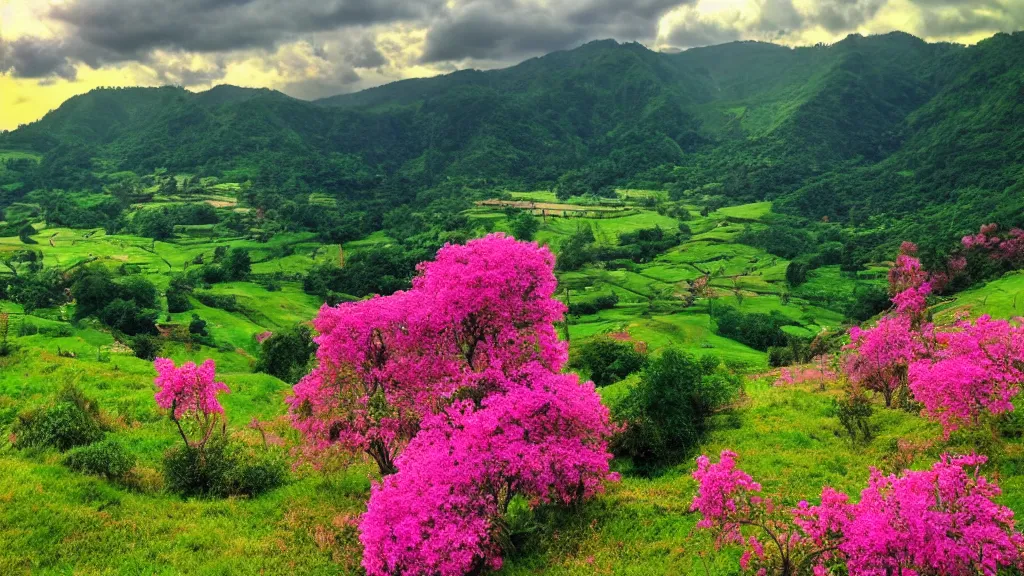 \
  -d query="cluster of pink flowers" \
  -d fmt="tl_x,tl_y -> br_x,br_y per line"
254,330 -> 273,344
962,223 -> 1024,266
845,315 -> 925,406
153,358 -> 230,448
844,240 -> 1024,431
908,314 -> 1024,436
154,358 -> 229,420
287,234 -> 615,575
692,451 -> 1024,576
361,367 -> 614,576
